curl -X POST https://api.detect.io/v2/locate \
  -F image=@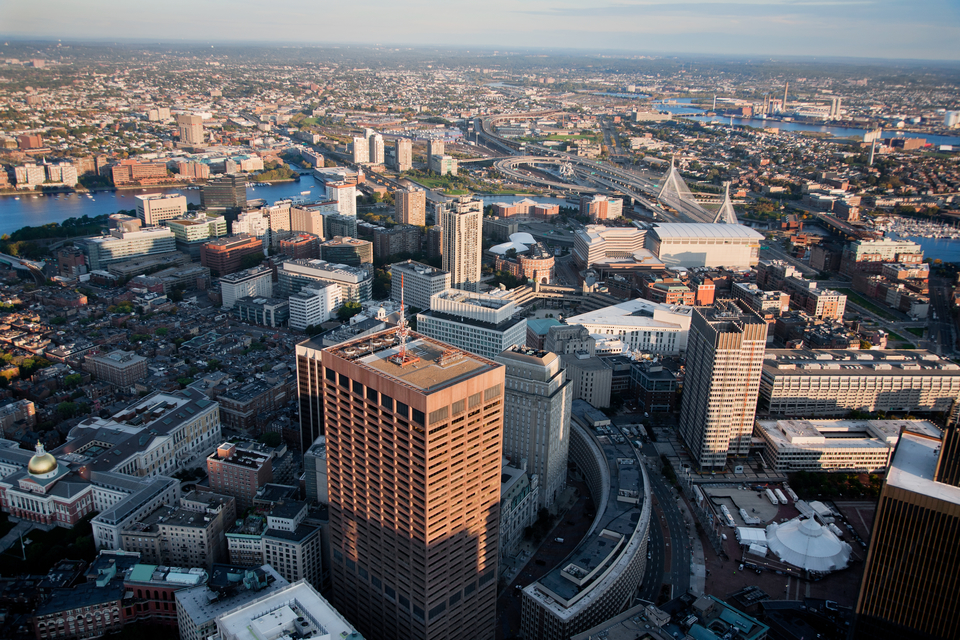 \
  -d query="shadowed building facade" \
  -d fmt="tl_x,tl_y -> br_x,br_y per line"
321,329 -> 503,640
855,423 -> 960,640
